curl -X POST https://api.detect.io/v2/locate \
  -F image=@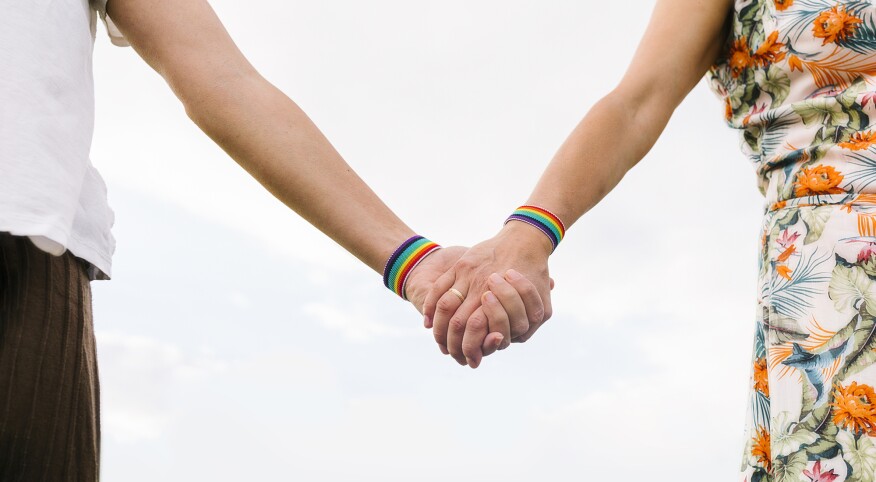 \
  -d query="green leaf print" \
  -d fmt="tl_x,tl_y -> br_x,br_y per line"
793,98 -> 851,128
774,204 -> 799,228
838,77 -> 869,110
772,250 -> 833,319
800,370 -> 818,415
804,421 -> 839,458
796,401 -> 832,436
828,265 -> 876,315
801,206 -> 833,244
838,429 -> 876,482
774,411 -> 819,456
765,310 -> 809,346
772,450 -> 808,482
837,311 -> 876,381
744,125 -> 763,154
756,66 -> 790,106
750,471 -> 767,482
